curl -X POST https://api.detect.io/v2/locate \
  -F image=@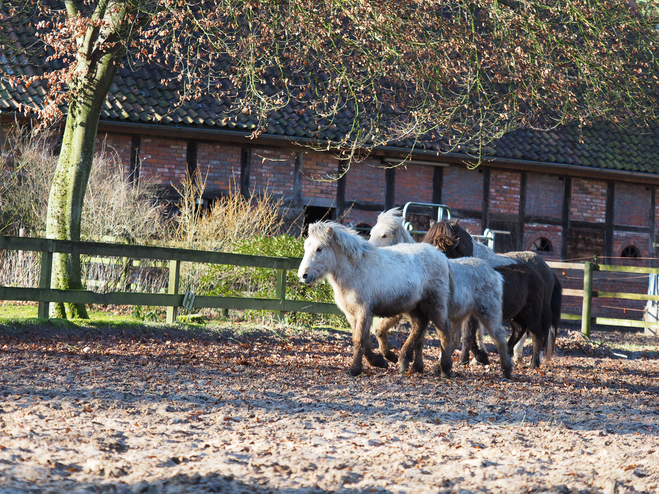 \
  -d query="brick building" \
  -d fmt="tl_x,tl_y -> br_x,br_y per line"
76,119 -> 659,269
